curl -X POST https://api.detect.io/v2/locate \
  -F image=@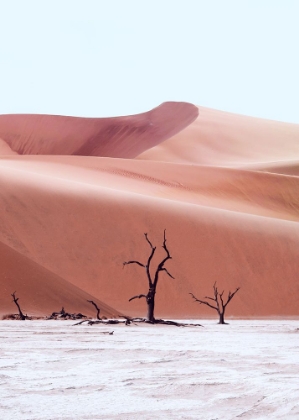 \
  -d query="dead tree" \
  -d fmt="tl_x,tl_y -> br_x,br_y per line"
47,307 -> 87,320
11,291 -> 26,320
189,282 -> 240,324
123,230 -> 174,323
87,300 -> 101,320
